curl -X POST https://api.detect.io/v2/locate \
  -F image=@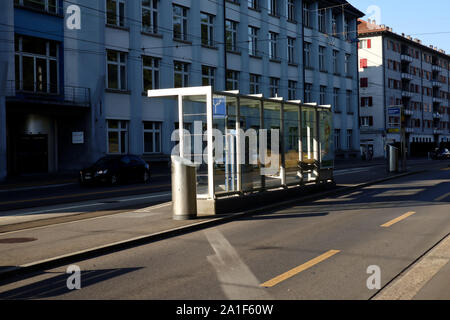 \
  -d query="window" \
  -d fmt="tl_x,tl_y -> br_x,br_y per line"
173,5 -> 188,41
360,77 -> 368,88
107,0 -> 125,27
331,12 -> 338,36
360,97 -> 373,107
360,116 -> 373,127
248,0 -> 259,10
107,50 -> 127,90
144,121 -> 162,154
201,12 -> 214,47
14,35 -> 58,94
346,90 -> 352,113
318,8 -> 326,33
249,74 -> 260,94
304,42 -> 312,68
333,50 -> 339,74
333,88 -> 340,112
270,77 -> 280,97
248,26 -> 259,56
347,130 -> 353,150
359,39 -> 372,49
304,83 -> 312,102
334,129 -> 341,150
360,58 -> 368,69
15,0 -> 57,13
107,120 -> 128,154
143,56 -> 160,91
202,65 -> 215,87
226,70 -> 239,91
142,0 -> 158,34
226,20 -> 238,52
320,86 -> 326,105
174,61 -> 189,88
287,0 -> 295,21
343,18 -> 350,40
269,32 -> 278,60
287,37 -> 295,64
303,2 -> 311,28
288,80 -> 297,100
345,54 -> 351,76
268,0 -> 278,16
319,46 -> 326,72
